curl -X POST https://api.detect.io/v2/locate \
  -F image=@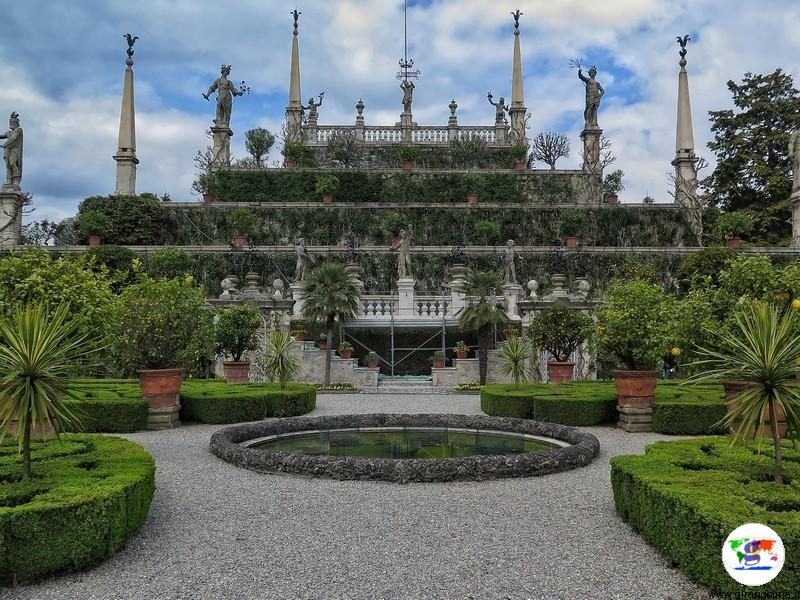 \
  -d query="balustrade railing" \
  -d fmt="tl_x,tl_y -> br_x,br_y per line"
313,125 -> 501,146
